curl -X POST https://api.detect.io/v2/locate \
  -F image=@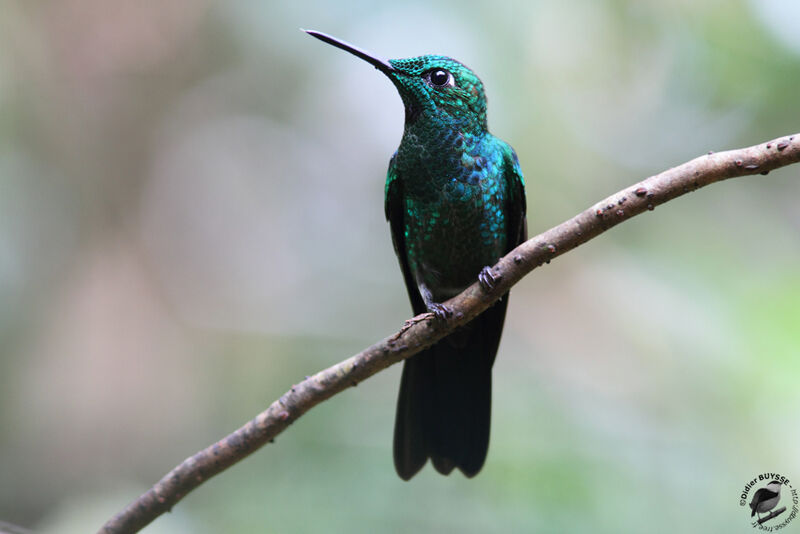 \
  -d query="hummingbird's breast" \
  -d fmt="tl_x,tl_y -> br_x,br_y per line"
397,130 -> 509,300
